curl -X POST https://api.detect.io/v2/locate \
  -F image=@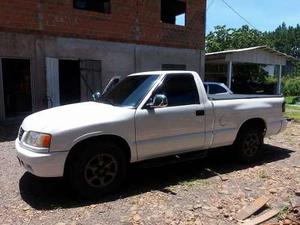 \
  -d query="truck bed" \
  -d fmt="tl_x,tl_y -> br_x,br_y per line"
208,94 -> 283,101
